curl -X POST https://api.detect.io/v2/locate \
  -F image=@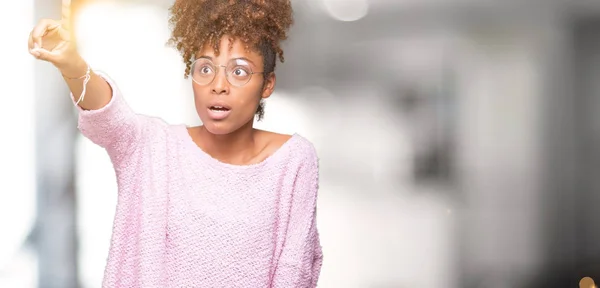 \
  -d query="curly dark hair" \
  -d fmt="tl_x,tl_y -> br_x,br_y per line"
167,0 -> 294,121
